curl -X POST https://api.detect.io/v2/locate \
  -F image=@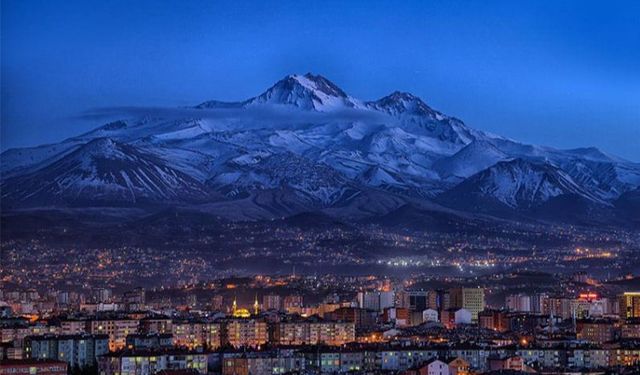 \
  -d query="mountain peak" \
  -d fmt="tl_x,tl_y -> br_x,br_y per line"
246,73 -> 360,111
368,91 -> 439,118
296,73 -> 349,98
387,91 -> 420,100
